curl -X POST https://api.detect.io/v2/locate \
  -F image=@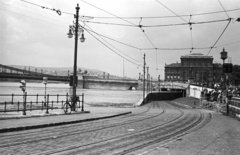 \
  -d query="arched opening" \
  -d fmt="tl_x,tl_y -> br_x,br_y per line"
129,86 -> 136,90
